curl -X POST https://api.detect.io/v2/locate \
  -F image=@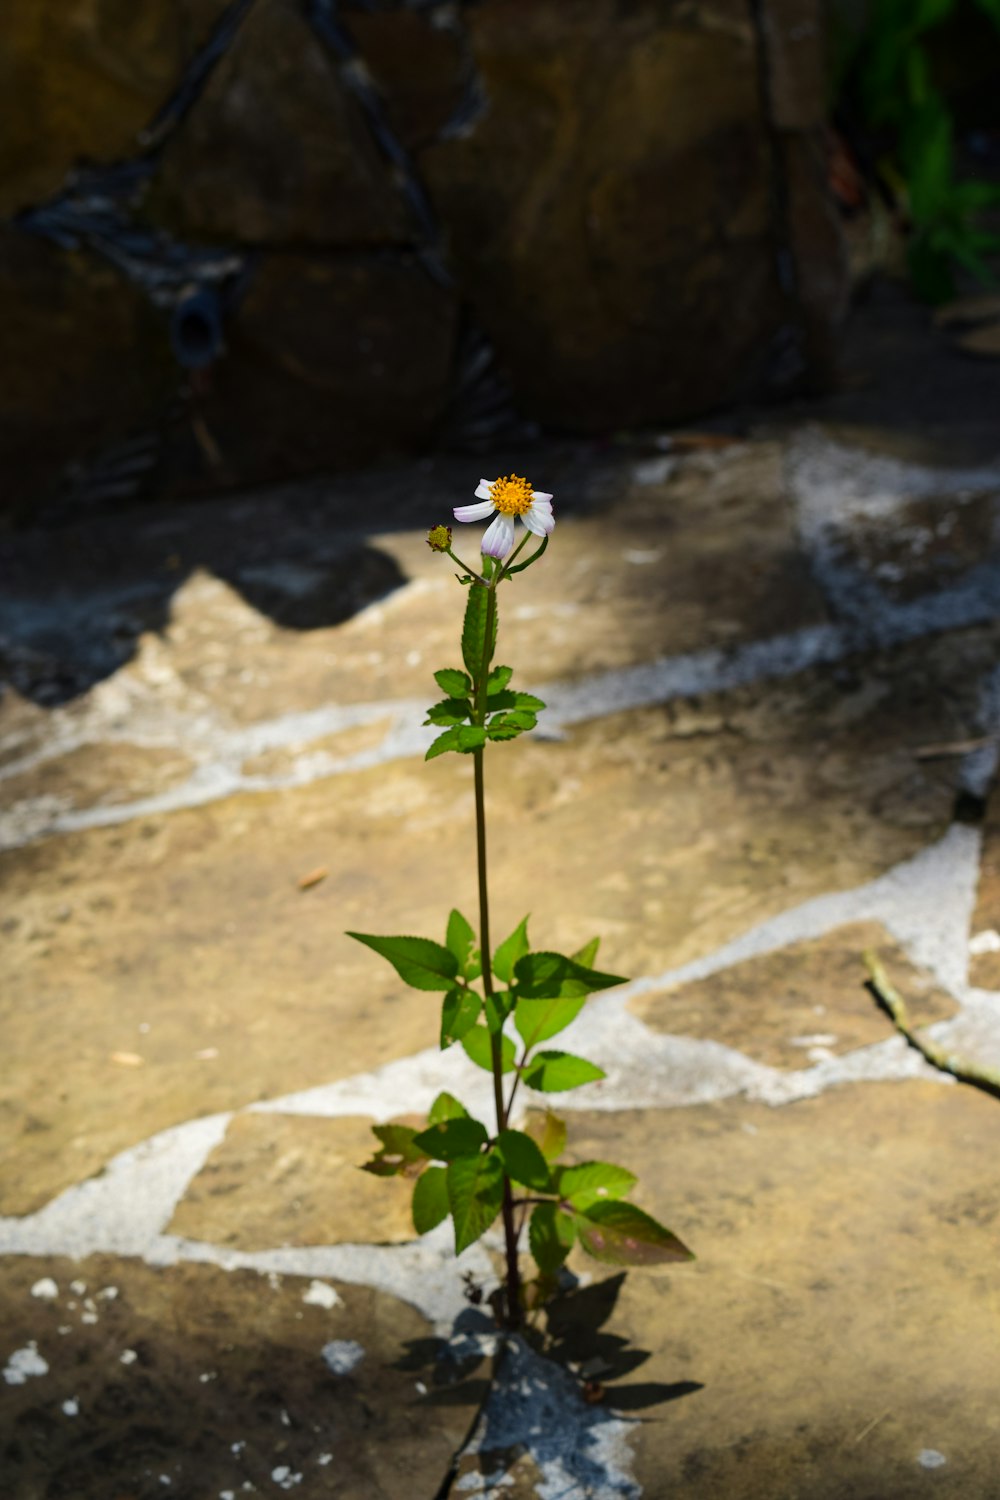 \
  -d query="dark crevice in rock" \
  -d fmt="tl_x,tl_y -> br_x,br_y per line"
746,0 -> 810,393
